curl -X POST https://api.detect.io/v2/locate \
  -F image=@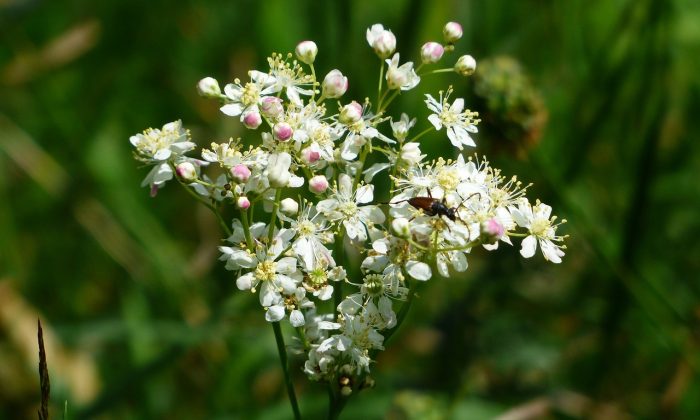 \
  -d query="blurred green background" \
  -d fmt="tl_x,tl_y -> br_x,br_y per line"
2,0 -> 700,418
